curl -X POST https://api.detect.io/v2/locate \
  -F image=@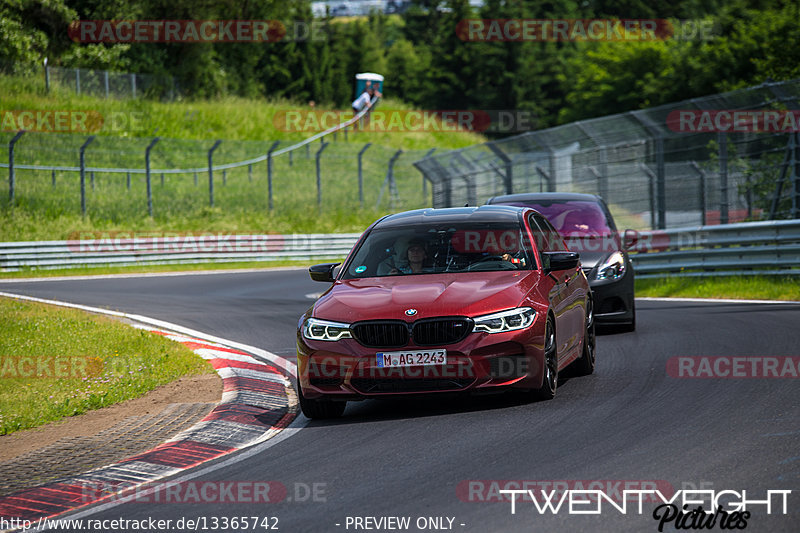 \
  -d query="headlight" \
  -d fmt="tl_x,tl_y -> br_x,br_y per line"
473,307 -> 536,333
303,318 -> 352,341
596,252 -> 626,280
